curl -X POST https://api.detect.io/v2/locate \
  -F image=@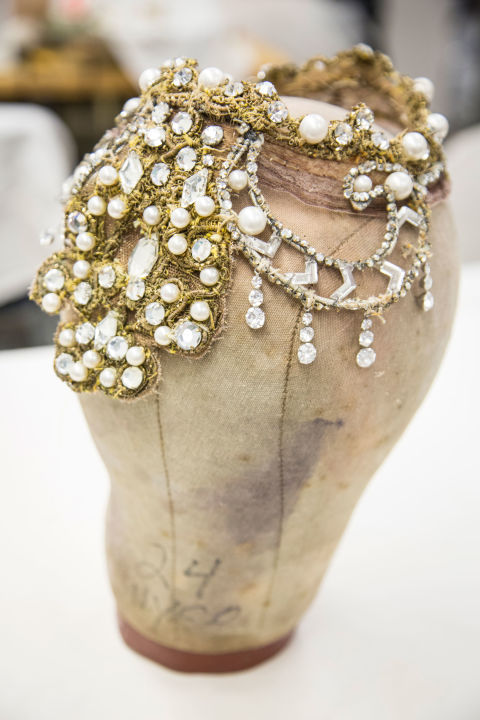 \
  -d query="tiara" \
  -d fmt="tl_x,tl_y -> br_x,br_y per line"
30,45 -> 449,399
